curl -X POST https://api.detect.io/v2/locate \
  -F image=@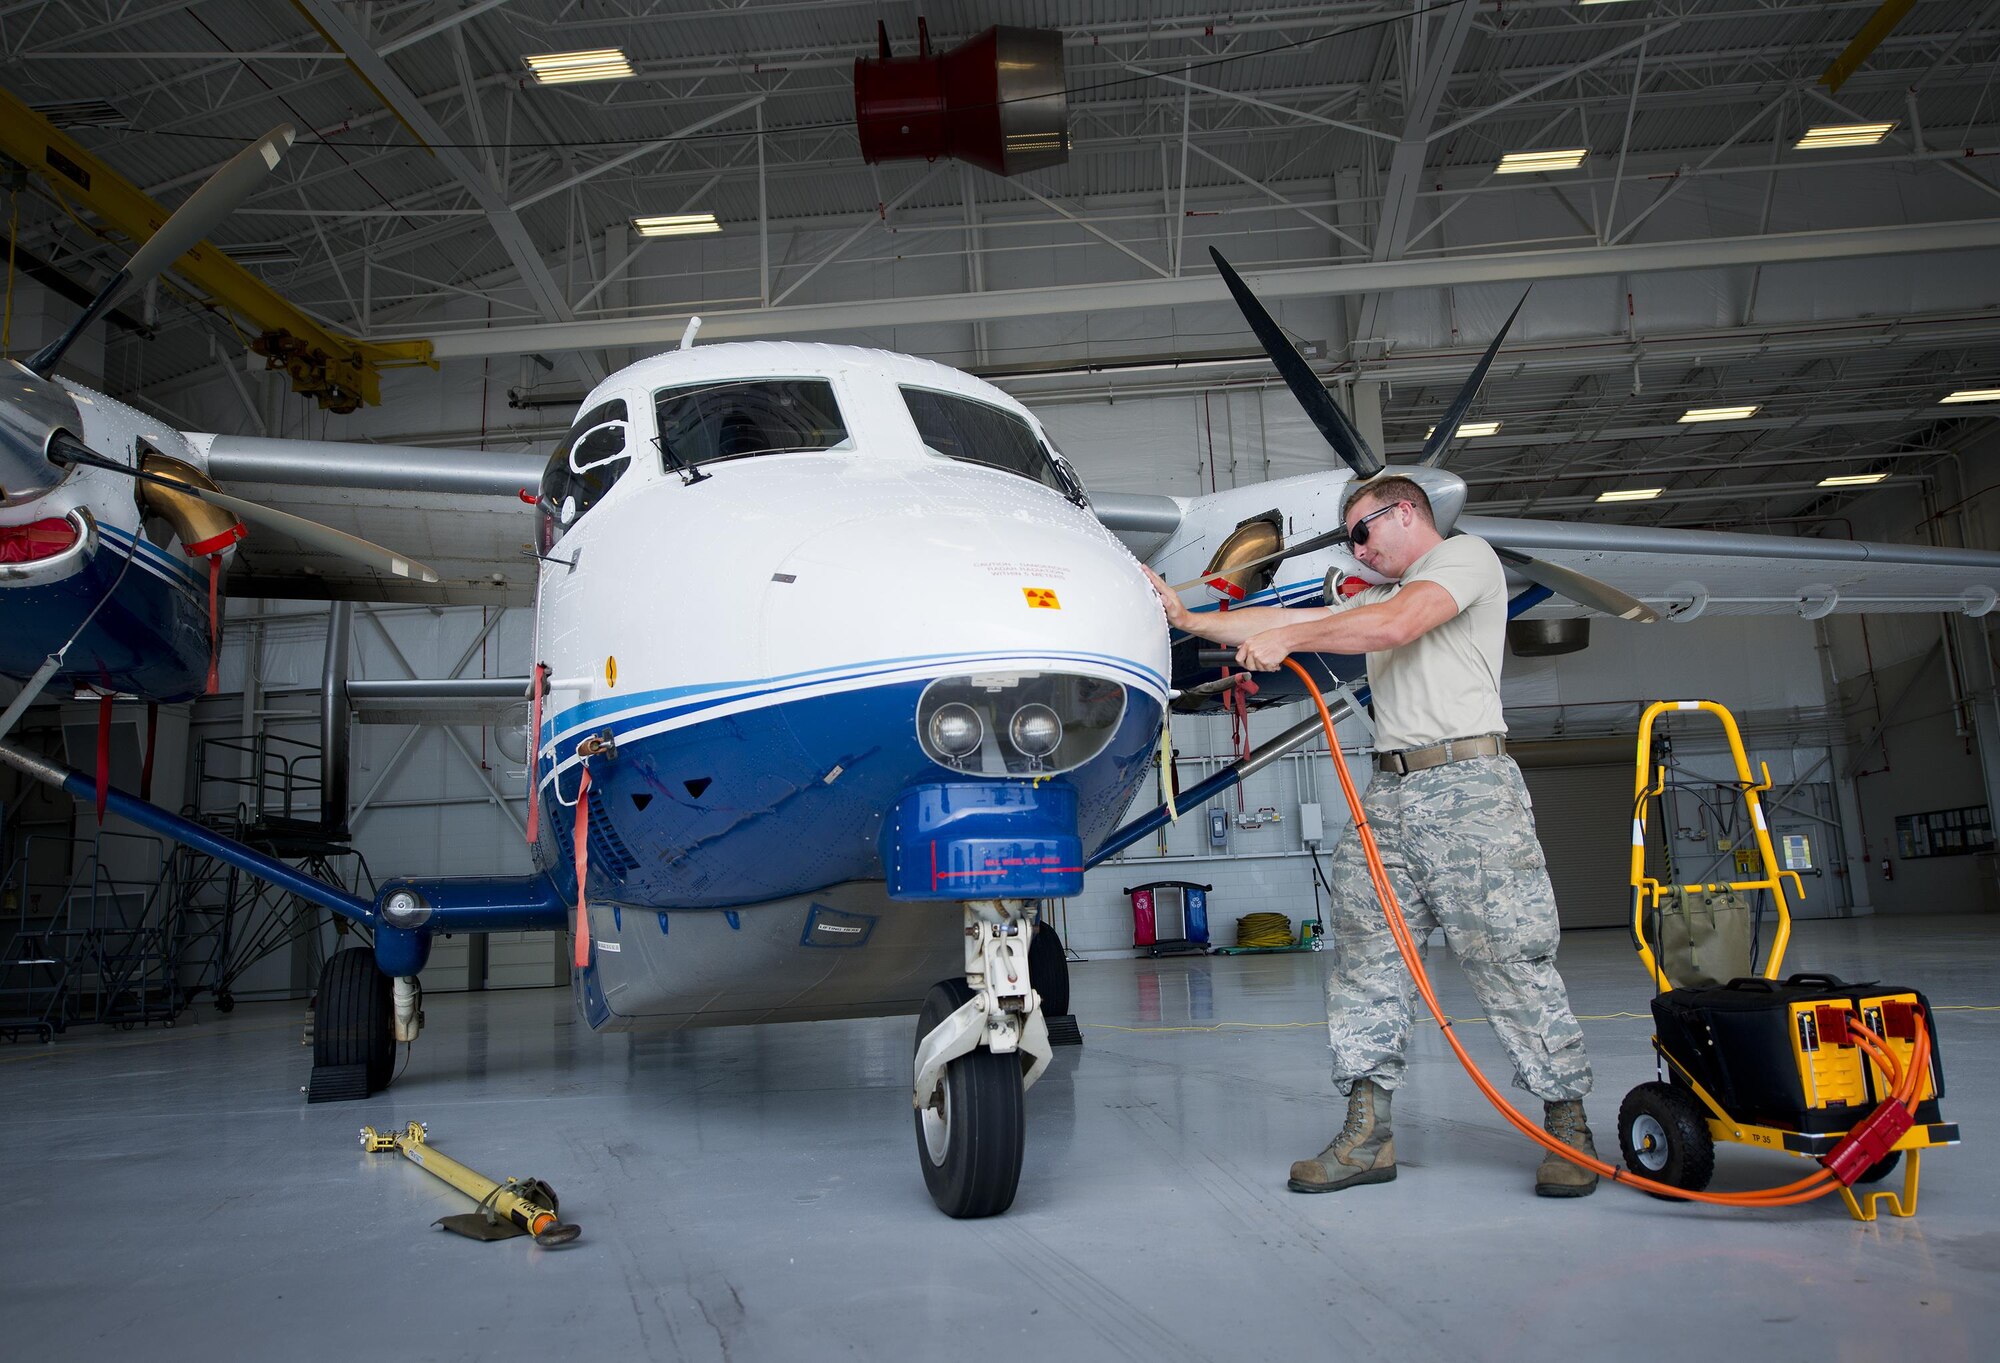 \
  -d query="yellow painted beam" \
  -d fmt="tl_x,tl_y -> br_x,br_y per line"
1820,0 -> 1919,94
0,84 -> 432,411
